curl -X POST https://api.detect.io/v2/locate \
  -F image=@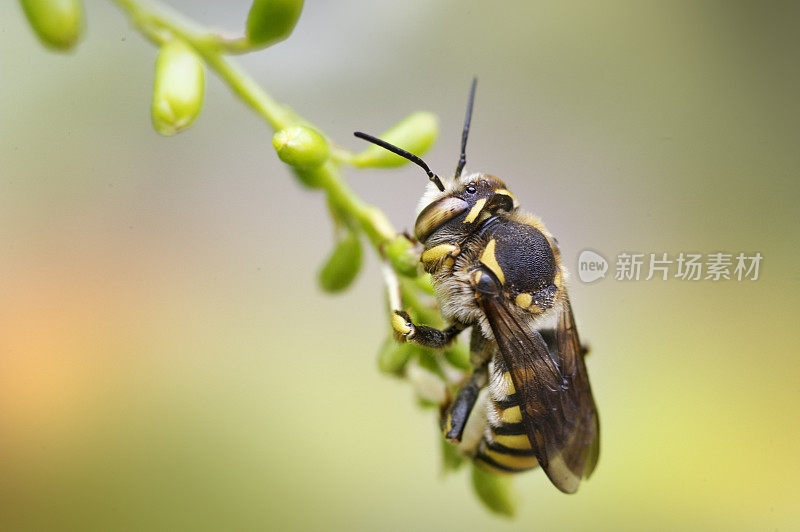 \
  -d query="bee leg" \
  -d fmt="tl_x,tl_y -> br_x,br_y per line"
442,329 -> 493,443
538,327 -> 557,351
392,310 -> 465,347
443,366 -> 488,443
538,327 -> 590,357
